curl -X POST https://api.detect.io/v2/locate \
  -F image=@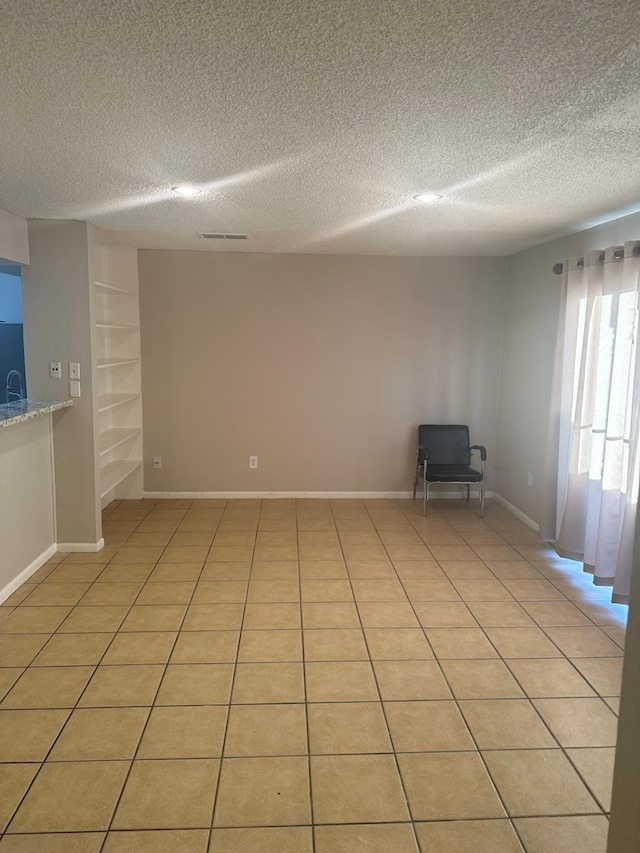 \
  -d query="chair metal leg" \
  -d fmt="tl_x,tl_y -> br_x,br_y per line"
412,459 -> 420,501
480,480 -> 485,518
423,479 -> 427,517
466,485 -> 470,502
